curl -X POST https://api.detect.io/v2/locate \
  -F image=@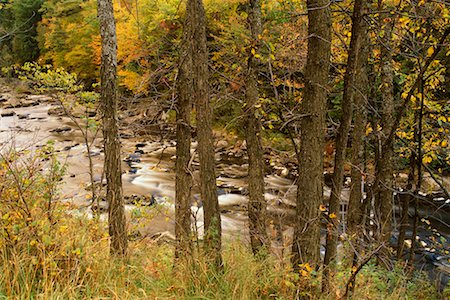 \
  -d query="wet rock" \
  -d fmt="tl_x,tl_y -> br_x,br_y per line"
120,133 -> 133,139
124,153 -> 141,165
26,94 -> 52,102
1,111 -> 16,117
149,231 -> 176,244
47,106 -> 65,116
50,126 -> 71,133
17,113 -> 30,120
19,99 -> 39,107
0,93 -> 12,103
124,194 -> 155,206
91,201 -> 108,213
88,151 -> 101,157
87,111 -> 96,117
216,140 -> 229,149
